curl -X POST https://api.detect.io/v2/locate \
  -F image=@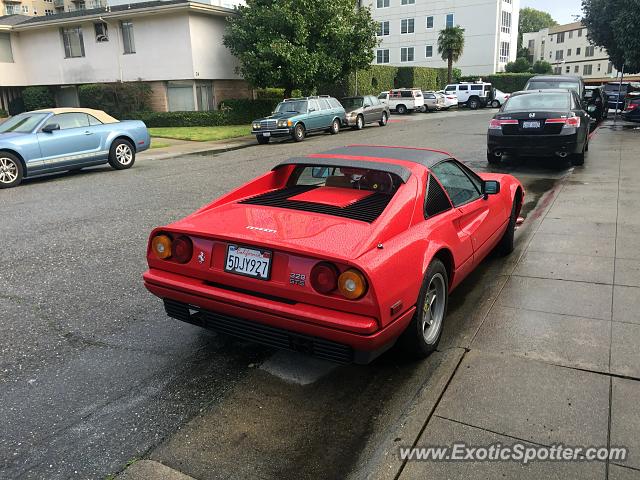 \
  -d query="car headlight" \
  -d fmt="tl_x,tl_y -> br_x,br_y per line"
252,122 -> 261,130
277,119 -> 291,128
348,111 -> 357,117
